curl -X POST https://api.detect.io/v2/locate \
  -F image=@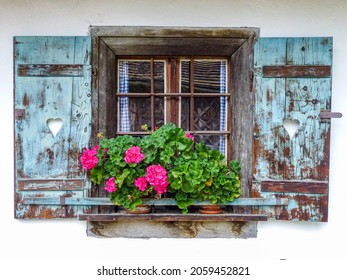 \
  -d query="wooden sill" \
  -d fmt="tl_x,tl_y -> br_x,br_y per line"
78,212 -> 268,222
